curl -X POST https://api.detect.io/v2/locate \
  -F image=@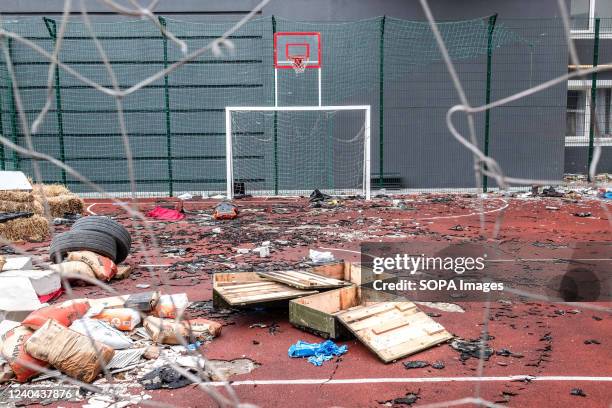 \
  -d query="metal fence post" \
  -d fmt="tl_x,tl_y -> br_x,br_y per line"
159,17 -> 174,196
43,17 -> 67,185
378,16 -> 386,189
0,72 -> 5,170
272,15 -> 279,195
587,17 -> 600,181
5,38 -> 20,170
482,13 -> 497,192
